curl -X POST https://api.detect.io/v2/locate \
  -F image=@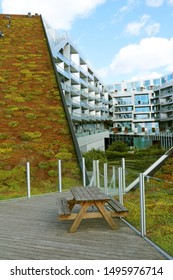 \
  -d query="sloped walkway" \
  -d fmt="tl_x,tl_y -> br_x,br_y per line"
0,192 -> 165,260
